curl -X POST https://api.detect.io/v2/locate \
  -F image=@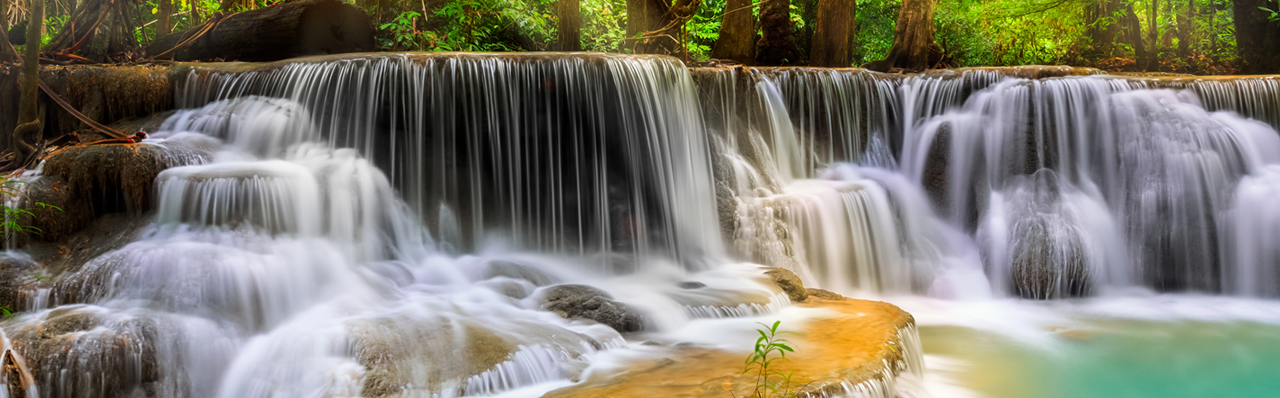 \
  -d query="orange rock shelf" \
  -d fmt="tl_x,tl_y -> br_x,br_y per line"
543,296 -> 920,398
